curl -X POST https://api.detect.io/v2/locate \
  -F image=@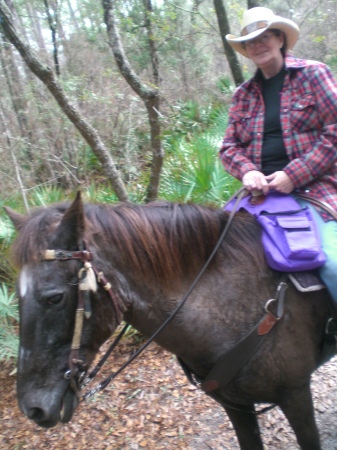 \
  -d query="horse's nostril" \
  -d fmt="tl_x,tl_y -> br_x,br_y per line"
28,407 -> 46,422
21,400 -> 60,428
